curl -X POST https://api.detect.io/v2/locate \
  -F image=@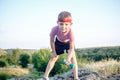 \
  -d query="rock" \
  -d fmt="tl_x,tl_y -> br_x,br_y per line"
50,68 -> 107,80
